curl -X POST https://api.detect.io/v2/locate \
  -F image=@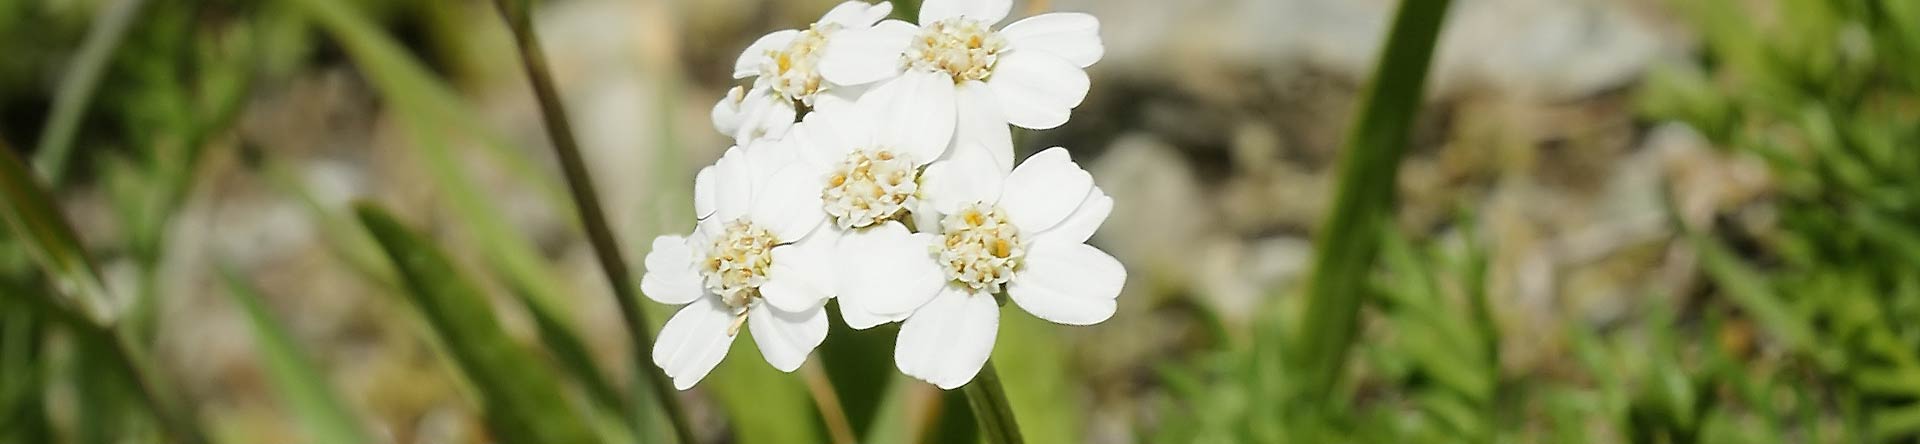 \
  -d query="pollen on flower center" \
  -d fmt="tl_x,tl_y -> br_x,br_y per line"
760,23 -> 841,104
902,18 -> 1007,83
702,219 -> 779,315
934,203 -> 1026,293
823,148 -> 920,229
